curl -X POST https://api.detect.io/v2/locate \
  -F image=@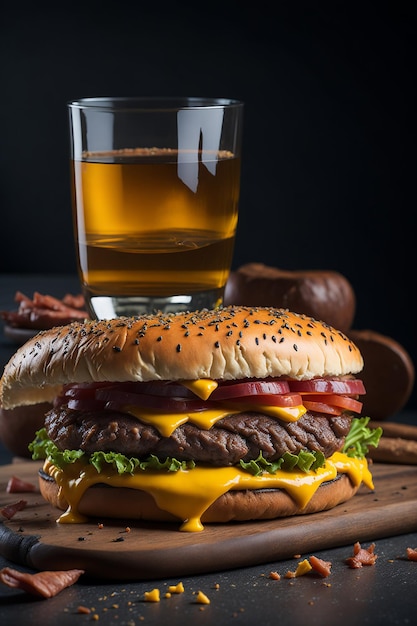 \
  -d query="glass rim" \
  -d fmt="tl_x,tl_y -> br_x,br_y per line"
67,96 -> 244,112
